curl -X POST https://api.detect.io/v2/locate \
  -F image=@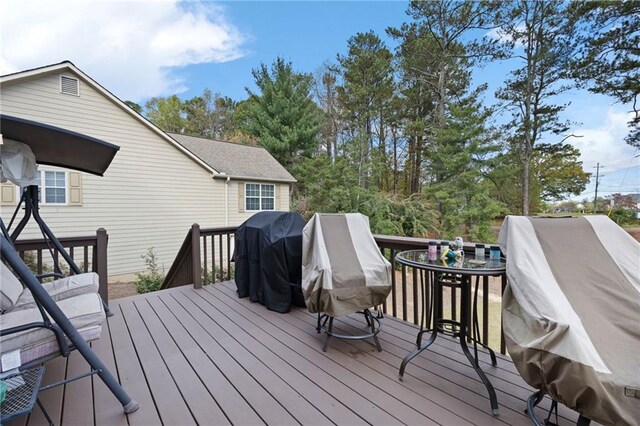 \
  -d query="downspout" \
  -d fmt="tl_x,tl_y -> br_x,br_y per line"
225,176 -> 230,226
